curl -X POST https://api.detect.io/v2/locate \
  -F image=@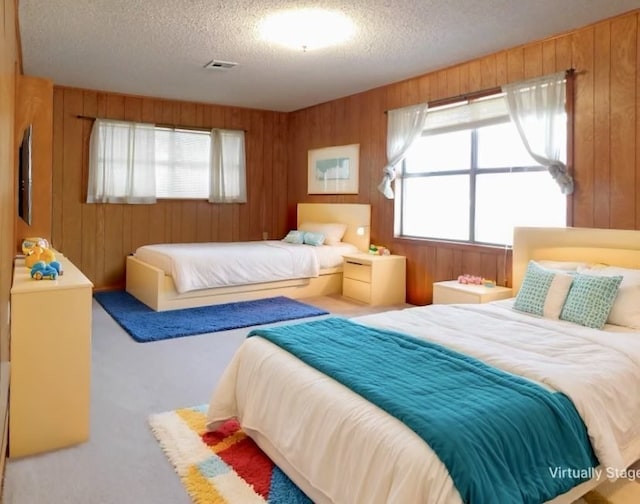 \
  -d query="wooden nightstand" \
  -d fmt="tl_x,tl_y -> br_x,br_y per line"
432,280 -> 512,305
342,253 -> 406,306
